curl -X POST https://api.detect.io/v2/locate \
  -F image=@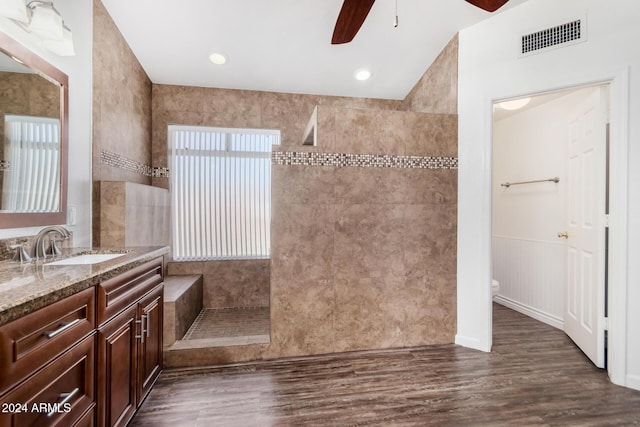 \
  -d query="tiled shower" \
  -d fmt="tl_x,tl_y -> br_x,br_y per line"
92,0 -> 461,367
